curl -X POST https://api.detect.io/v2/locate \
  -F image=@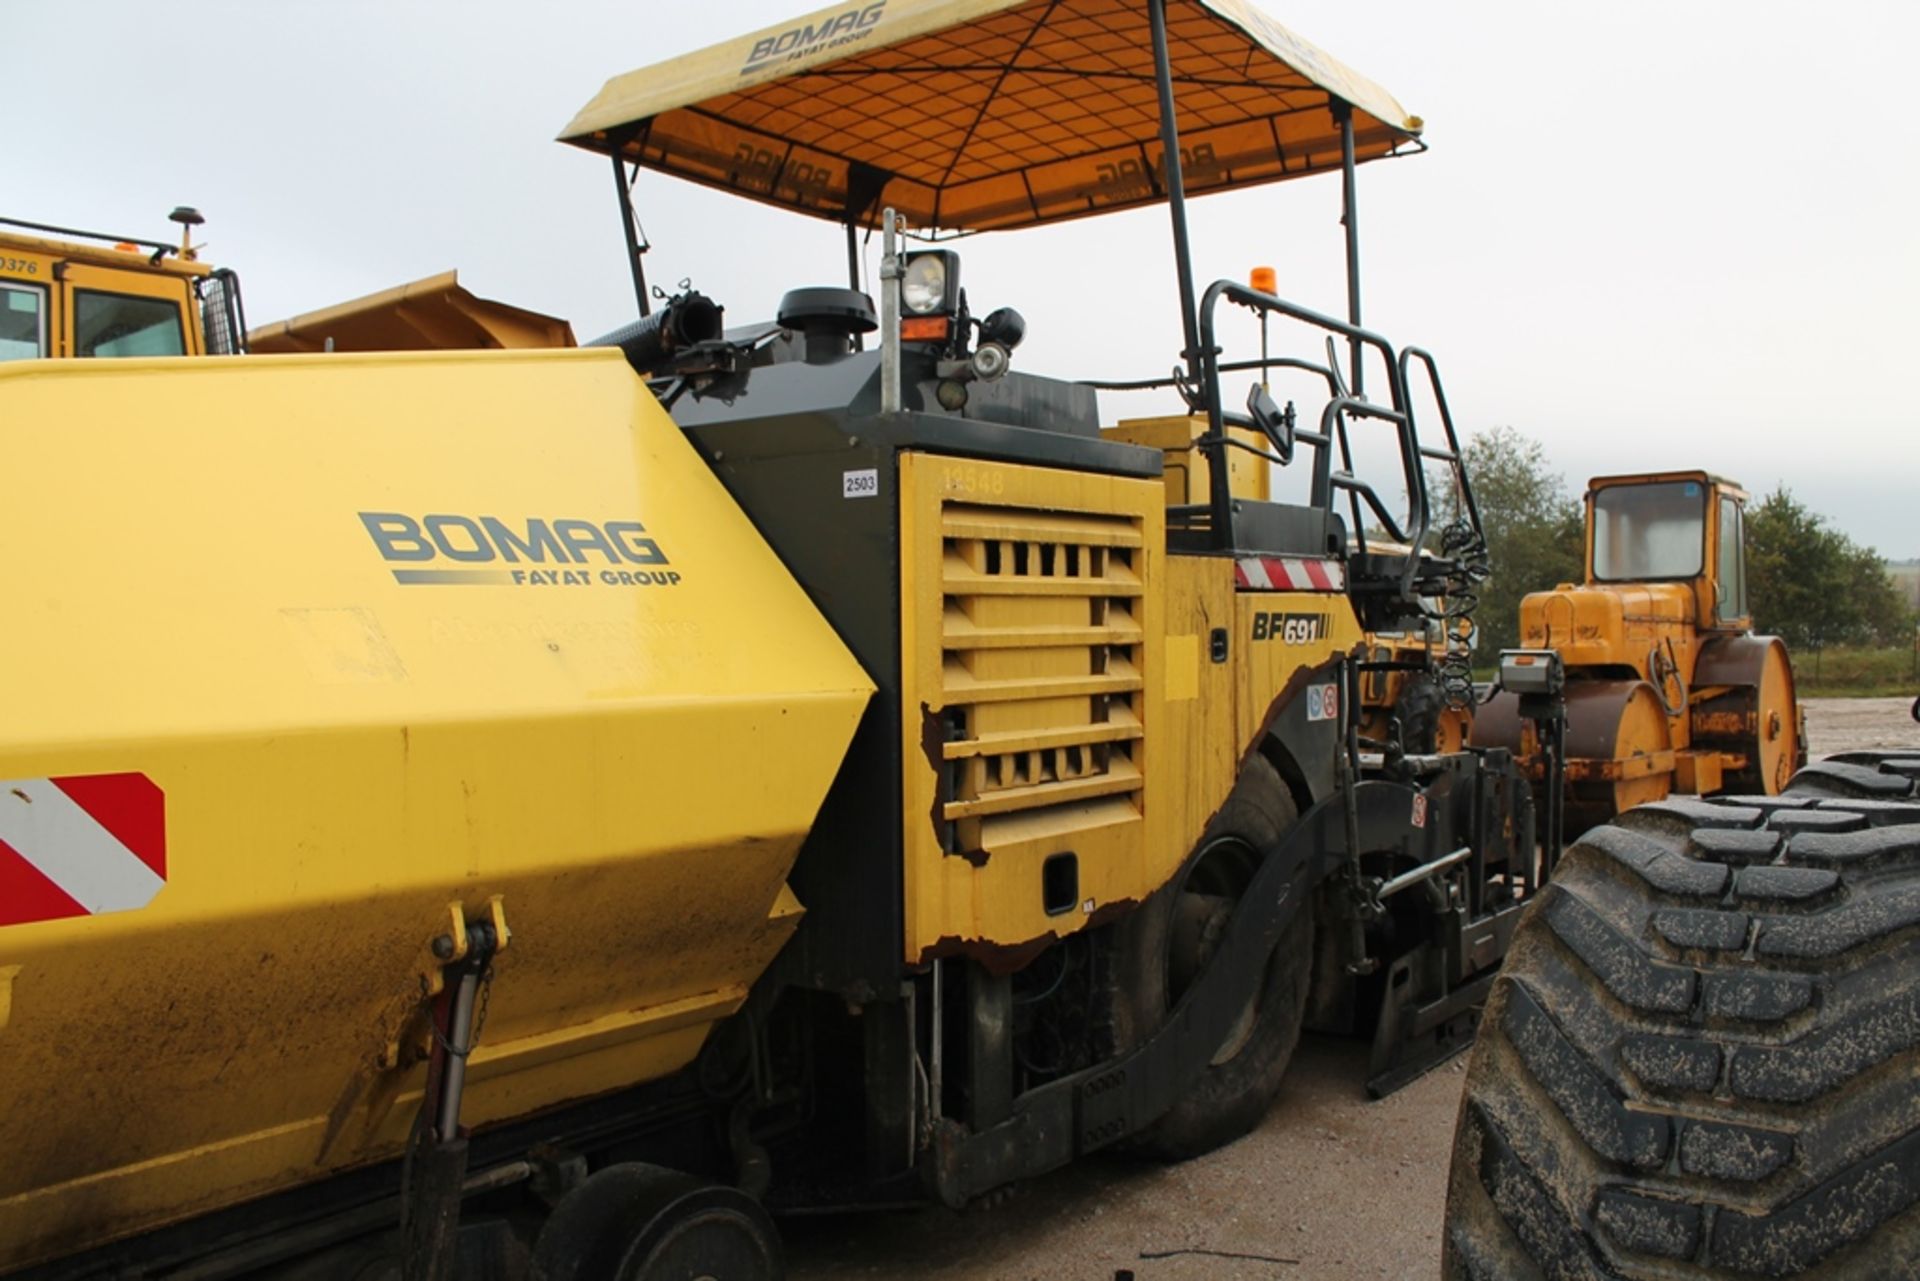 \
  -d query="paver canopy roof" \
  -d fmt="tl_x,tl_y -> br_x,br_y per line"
560,0 -> 1422,234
